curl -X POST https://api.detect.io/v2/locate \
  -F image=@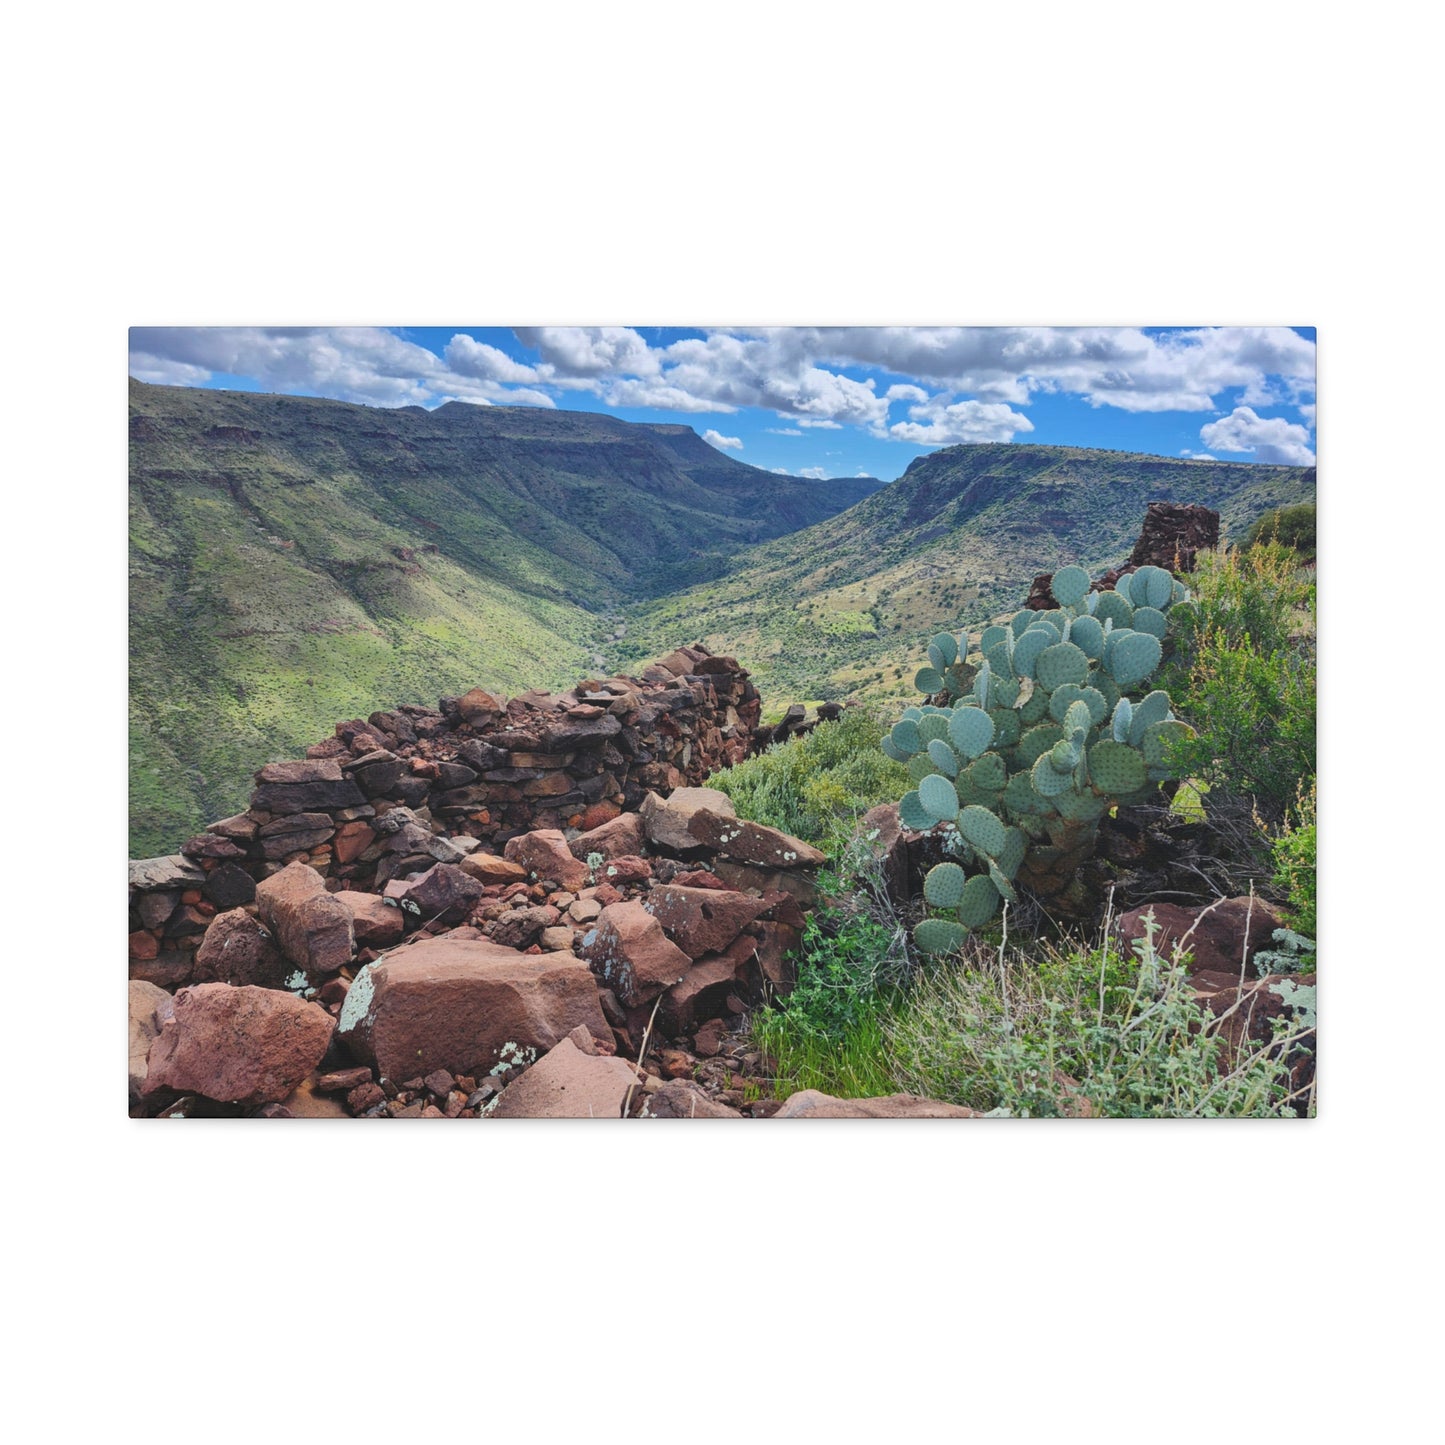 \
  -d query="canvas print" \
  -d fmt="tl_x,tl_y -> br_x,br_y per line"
127,326 -> 1317,1119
